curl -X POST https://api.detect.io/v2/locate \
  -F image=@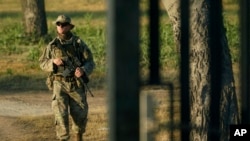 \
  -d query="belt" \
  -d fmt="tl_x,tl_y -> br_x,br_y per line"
54,75 -> 75,82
